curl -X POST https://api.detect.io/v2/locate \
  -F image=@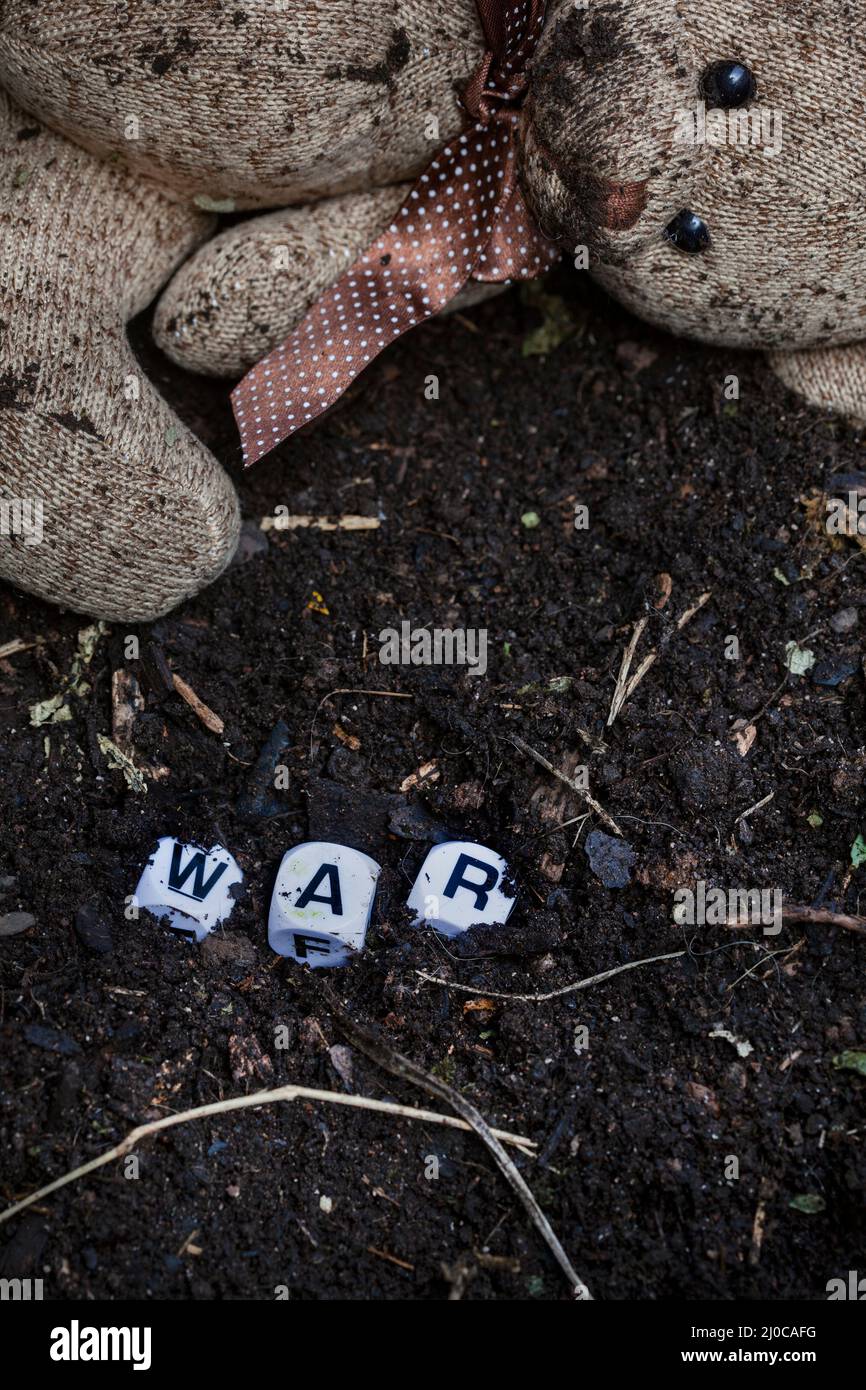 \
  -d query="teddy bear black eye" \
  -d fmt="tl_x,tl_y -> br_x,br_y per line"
664,210 -> 711,254
701,60 -> 756,108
